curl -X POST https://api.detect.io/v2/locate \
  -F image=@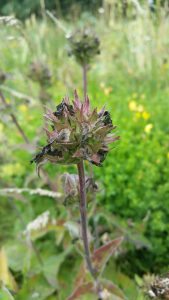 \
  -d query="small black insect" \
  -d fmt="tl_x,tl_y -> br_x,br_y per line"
103,111 -> 112,126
